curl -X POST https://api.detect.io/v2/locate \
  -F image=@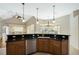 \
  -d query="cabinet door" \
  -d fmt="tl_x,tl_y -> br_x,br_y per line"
7,43 -> 16,55
42,39 -> 49,52
14,41 -> 26,55
61,40 -> 68,55
37,39 -> 44,52
7,40 -> 25,55
49,39 -> 54,54
37,38 -> 49,52
53,40 -> 61,55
